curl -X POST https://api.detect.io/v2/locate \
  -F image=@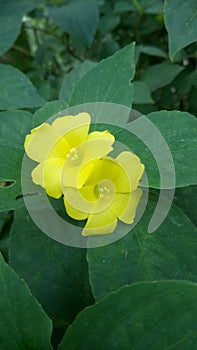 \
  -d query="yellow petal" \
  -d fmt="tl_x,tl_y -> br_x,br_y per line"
24,123 -> 44,150
61,137 -> 114,188
25,123 -> 70,163
82,208 -> 117,236
63,196 -> 88,220
32,158 -> 64,199
63,187 -> 94,215
82,157 -> 130,192
64,181 -> 114,216
110,193 -> 130,217
87,130 -> 114,143
116,152 -> 145,192
80,185 -> 98,202
82,133 -> 114,162
118,188 -> 142,224
32,163 -> 45,187
76,159 -> 99,189
52,113 -> 90,147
